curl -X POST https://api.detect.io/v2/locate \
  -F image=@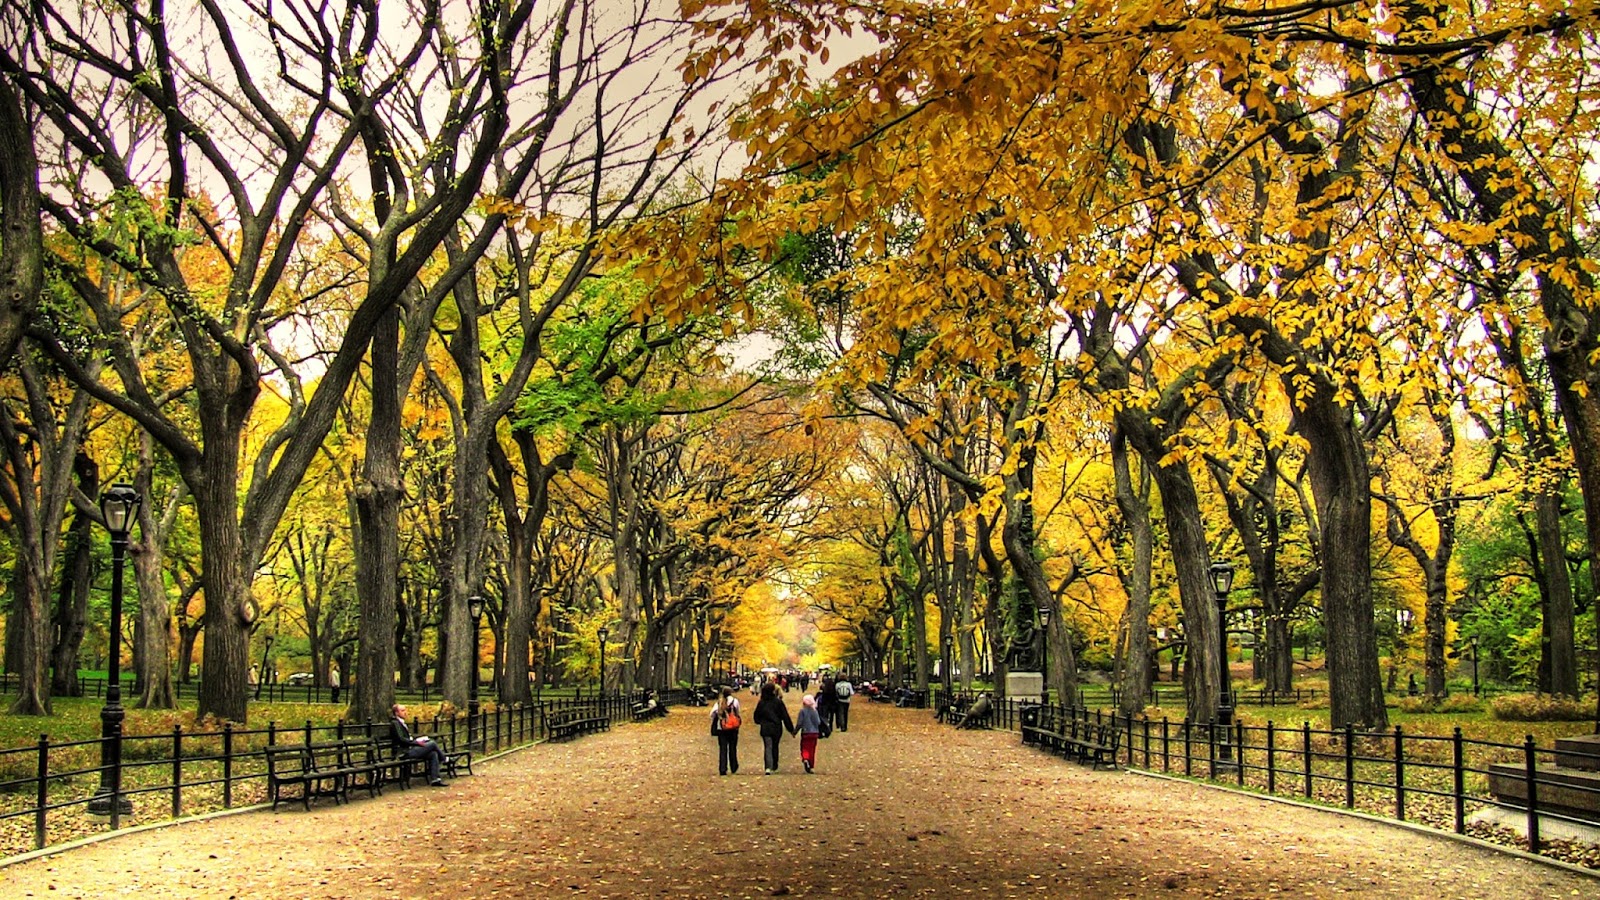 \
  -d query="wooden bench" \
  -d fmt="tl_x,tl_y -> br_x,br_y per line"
265,744 -> 316,811
266,740 -> 384,811
379,736 -> 475,786
547,708 -> 611,741
1023,710 -> 1121,769
631,695 -> 668,722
